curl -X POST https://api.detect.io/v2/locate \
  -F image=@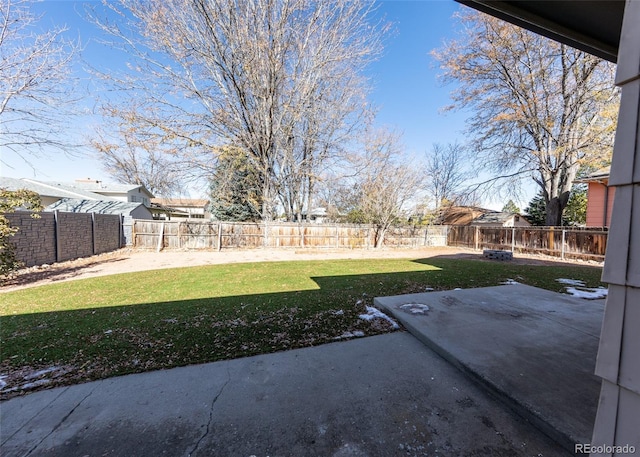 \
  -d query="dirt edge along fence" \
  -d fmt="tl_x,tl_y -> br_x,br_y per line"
133,220 -> 449,251
447,225 -> 608,261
